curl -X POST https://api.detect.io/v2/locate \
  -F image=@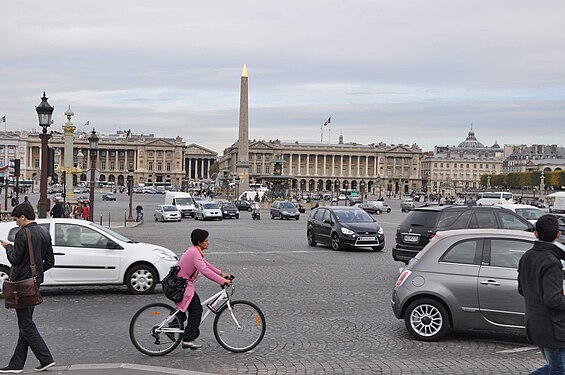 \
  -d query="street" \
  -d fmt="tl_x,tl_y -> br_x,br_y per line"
0,193 -> 545,374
